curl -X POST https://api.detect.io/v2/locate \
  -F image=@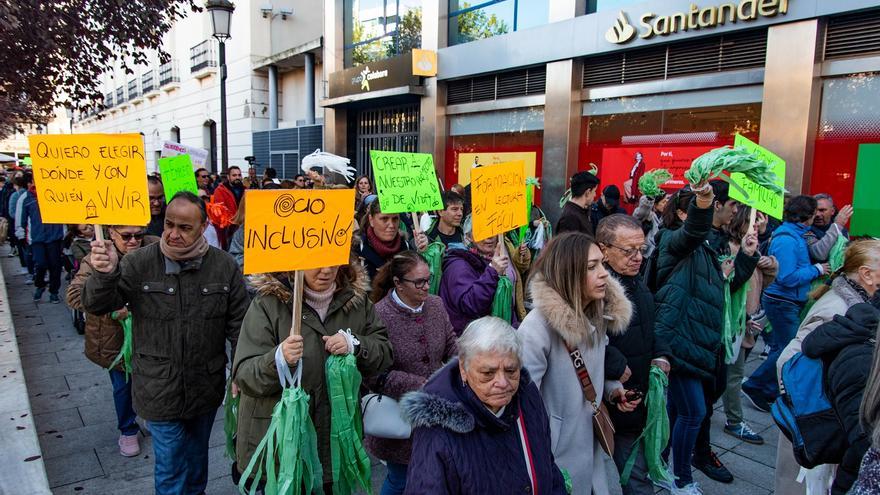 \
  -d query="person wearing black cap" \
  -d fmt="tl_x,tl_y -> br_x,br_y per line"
590,185 -> 627,232
555,171 -> 600,236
